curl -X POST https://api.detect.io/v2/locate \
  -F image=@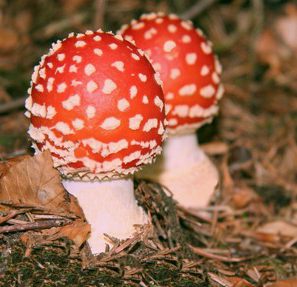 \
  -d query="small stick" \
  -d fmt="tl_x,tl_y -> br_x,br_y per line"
189,245 -> 249,263
0,97 -> 26,114
0,219 -> 71,233
180,0 -> 217,20
94,0 -> 106,29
